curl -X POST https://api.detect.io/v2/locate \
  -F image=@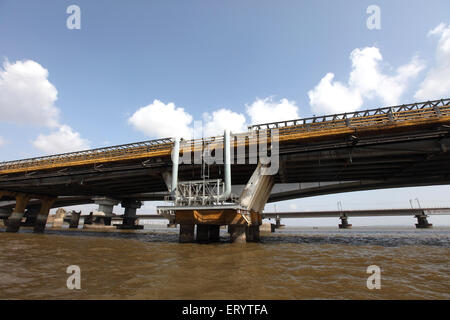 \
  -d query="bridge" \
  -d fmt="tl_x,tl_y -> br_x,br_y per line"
1,98 -> 450,242
262,207 -> 450,229
2,207 -> 446,231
